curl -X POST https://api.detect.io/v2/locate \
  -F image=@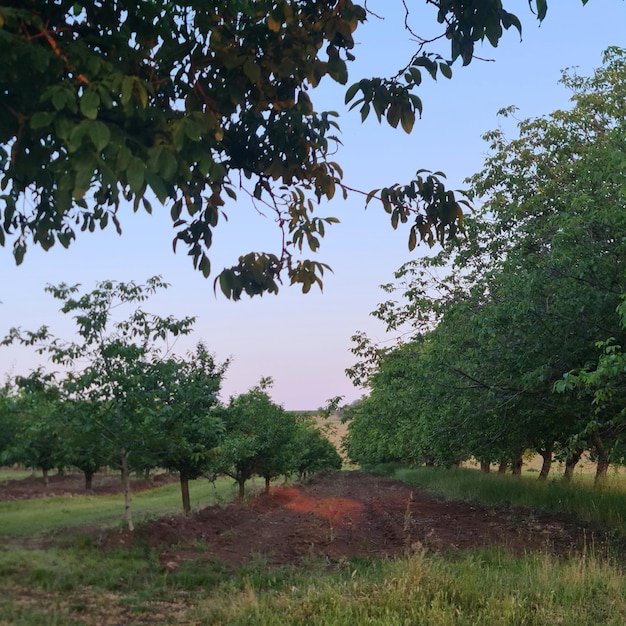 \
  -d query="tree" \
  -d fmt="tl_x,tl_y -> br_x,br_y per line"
0,380 -> 21,461
63,398 -> 115,489
3,276 -> 196,529
5,370 -> 68,485
146,343 -> 228,514
346,48 -> 626,478
555,296 -> 626,487
292,416 -> 342,479
1,1 -> 570,297
216,379 -> 297,498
